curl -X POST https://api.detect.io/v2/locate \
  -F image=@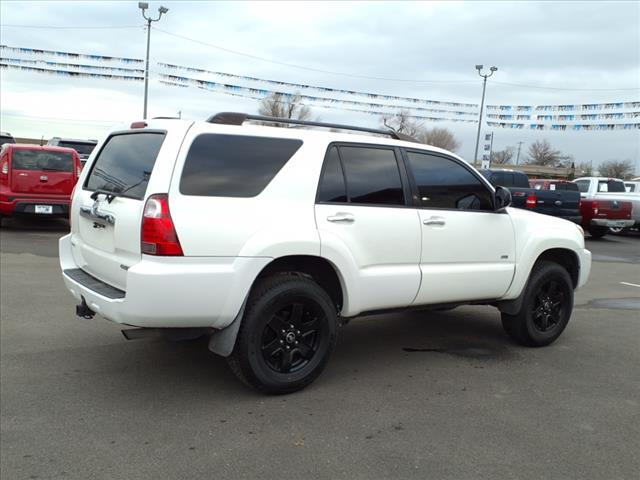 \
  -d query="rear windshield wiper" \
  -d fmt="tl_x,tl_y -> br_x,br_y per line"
90,171 -> 151,203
